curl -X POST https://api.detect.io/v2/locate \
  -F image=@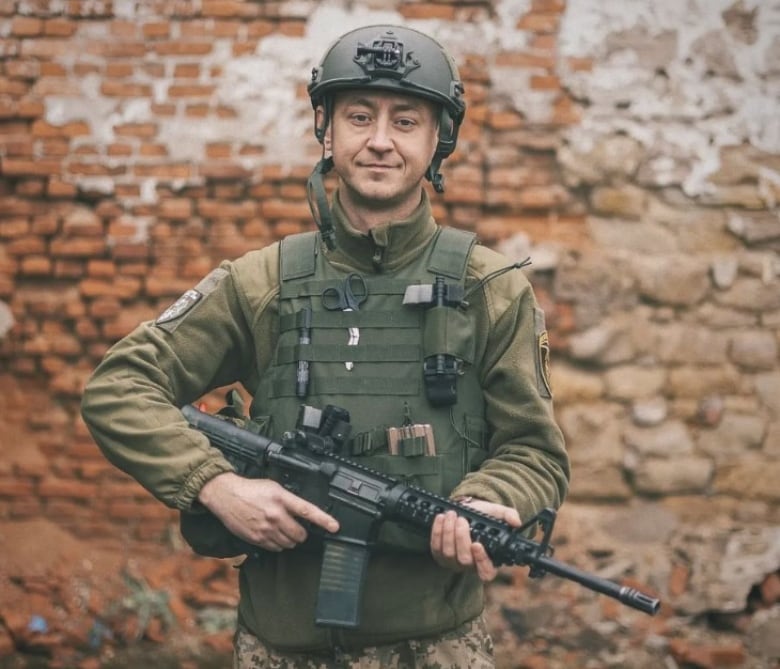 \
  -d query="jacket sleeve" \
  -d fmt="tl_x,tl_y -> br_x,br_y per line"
450,255 -> 570,522
80,251 -> 277,511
